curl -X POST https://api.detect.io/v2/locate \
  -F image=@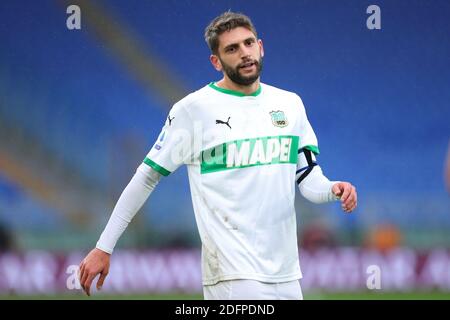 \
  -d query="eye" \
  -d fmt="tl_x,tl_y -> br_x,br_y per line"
226,47 -> 236,53
245,39 -> 255,46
